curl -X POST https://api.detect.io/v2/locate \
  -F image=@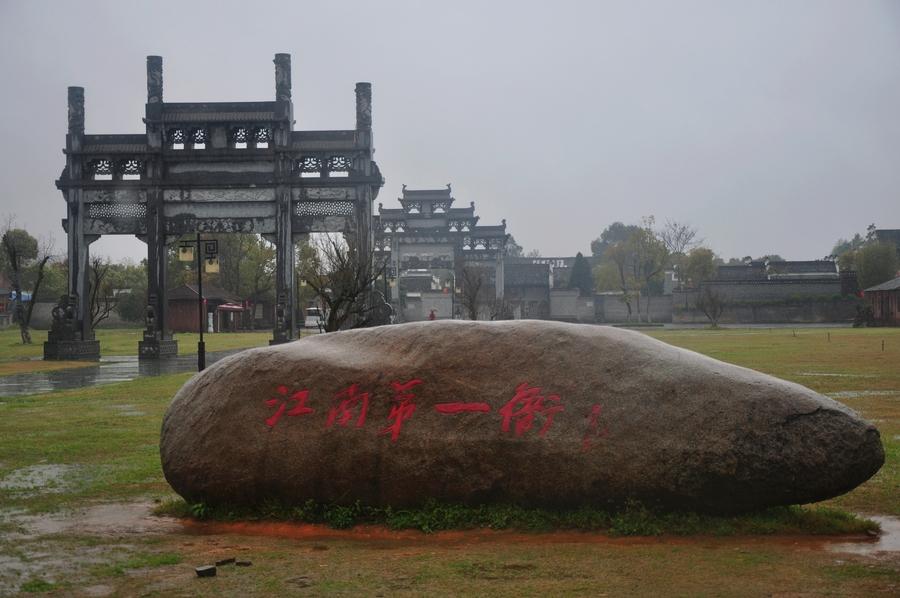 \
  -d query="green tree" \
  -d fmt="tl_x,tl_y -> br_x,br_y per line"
682,247 -> 717,288
110,260 -> 148,323
568,252 -> 594,297
695,286 -> 726,328
832,233 -> 865,271
601,219 -> 667,321
592,260 -> 620,292
506,236 -> 524,258
591,222 -> 640,259
856,241 -> 899,289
